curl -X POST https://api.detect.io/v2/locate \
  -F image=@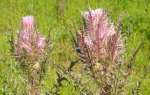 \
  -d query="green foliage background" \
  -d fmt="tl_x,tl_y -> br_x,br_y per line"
0,0 -> 150,95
